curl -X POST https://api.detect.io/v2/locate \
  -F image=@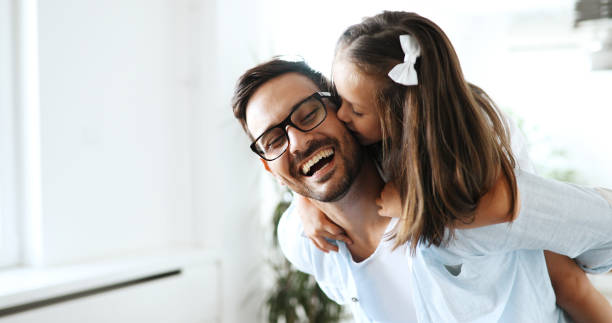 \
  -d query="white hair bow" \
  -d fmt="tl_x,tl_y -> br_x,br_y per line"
387,34 -> 421,86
